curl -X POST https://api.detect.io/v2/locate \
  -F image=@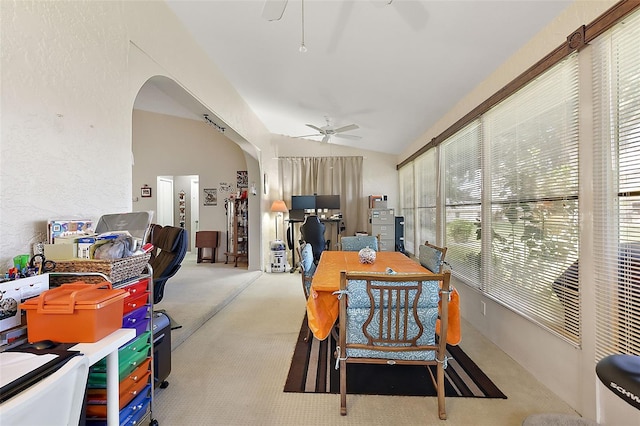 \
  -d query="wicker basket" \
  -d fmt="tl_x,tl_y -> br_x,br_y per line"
51,252 -> 151,285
